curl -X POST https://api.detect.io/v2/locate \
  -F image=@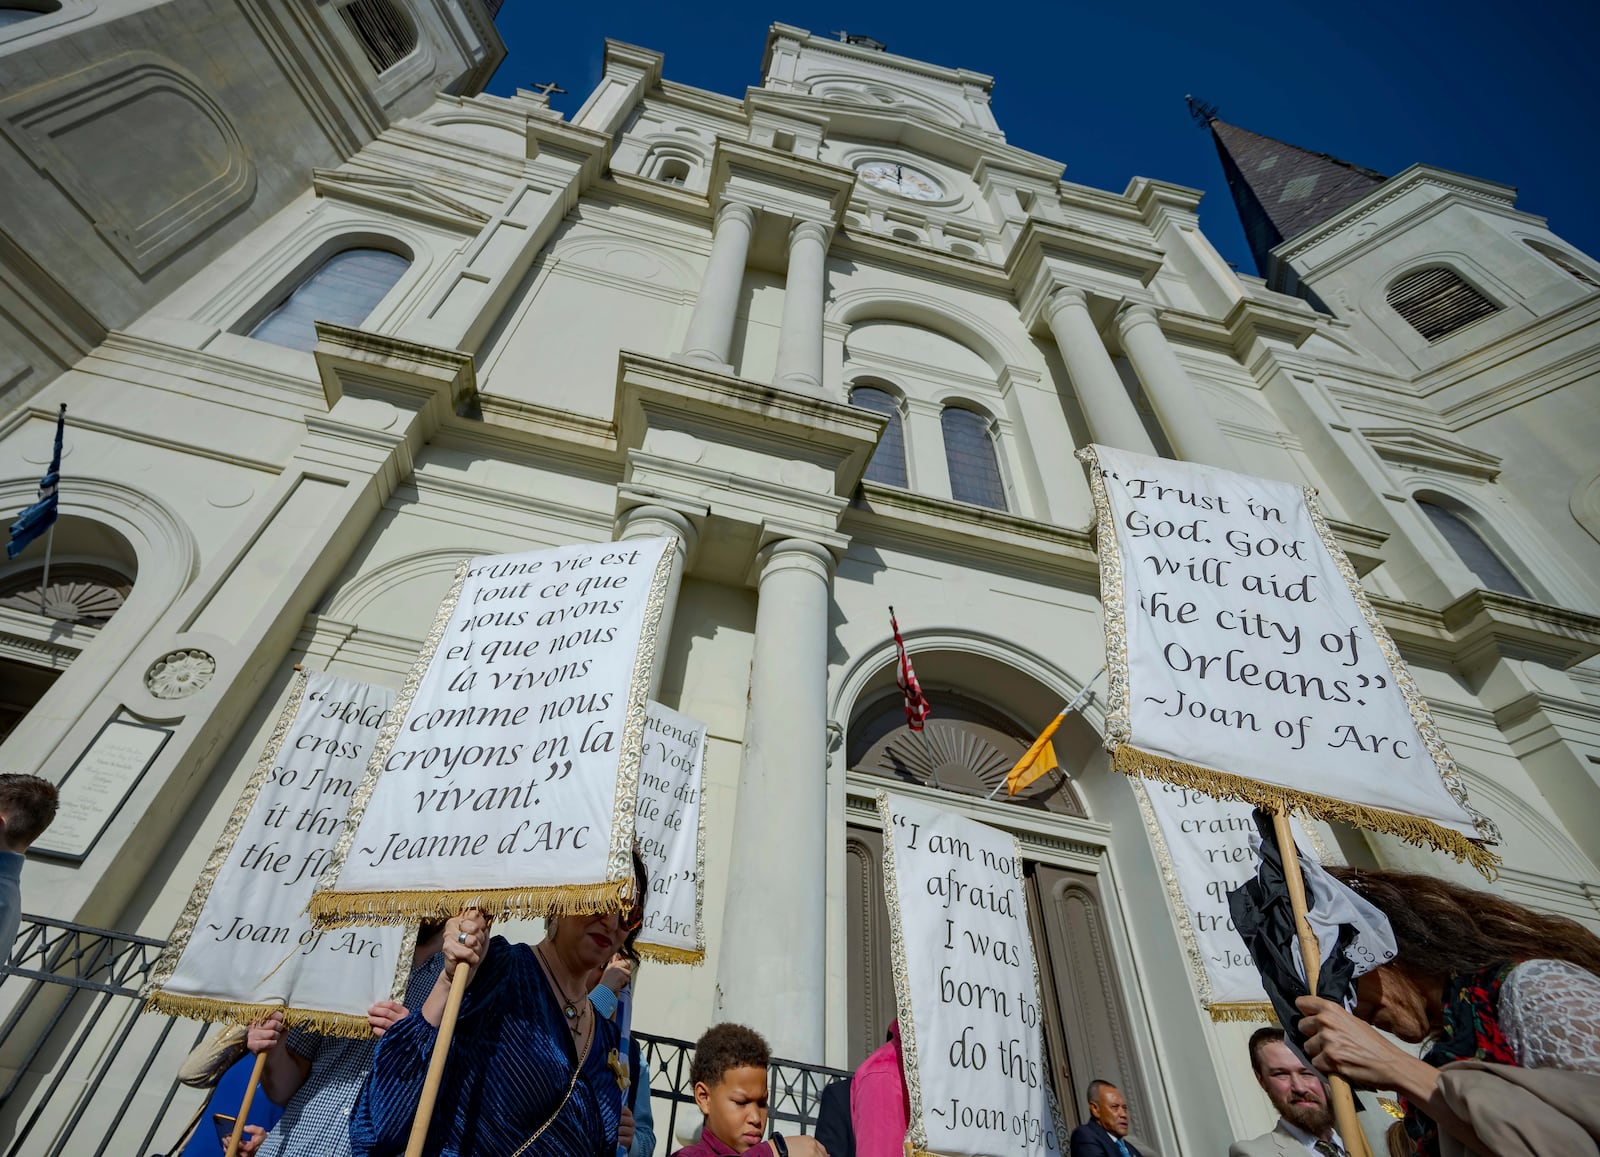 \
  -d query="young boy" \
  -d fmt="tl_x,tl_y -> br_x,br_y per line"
679,1023 -> 830,1157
